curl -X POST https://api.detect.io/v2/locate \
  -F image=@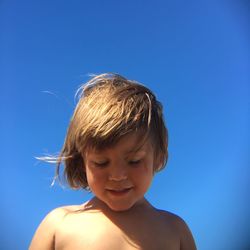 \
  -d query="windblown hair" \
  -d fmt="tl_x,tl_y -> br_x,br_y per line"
54,73 -> 168,190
